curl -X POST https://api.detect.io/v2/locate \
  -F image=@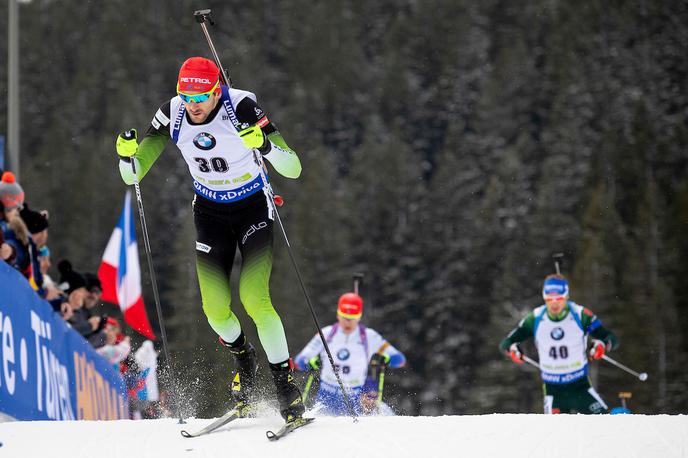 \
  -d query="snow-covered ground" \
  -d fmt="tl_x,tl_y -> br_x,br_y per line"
1,412 -> 686,458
